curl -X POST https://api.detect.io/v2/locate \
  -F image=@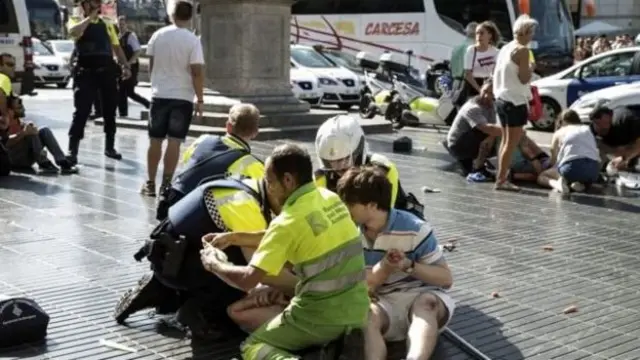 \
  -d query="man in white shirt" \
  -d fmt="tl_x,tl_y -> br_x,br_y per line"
142,0 -> 205,197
